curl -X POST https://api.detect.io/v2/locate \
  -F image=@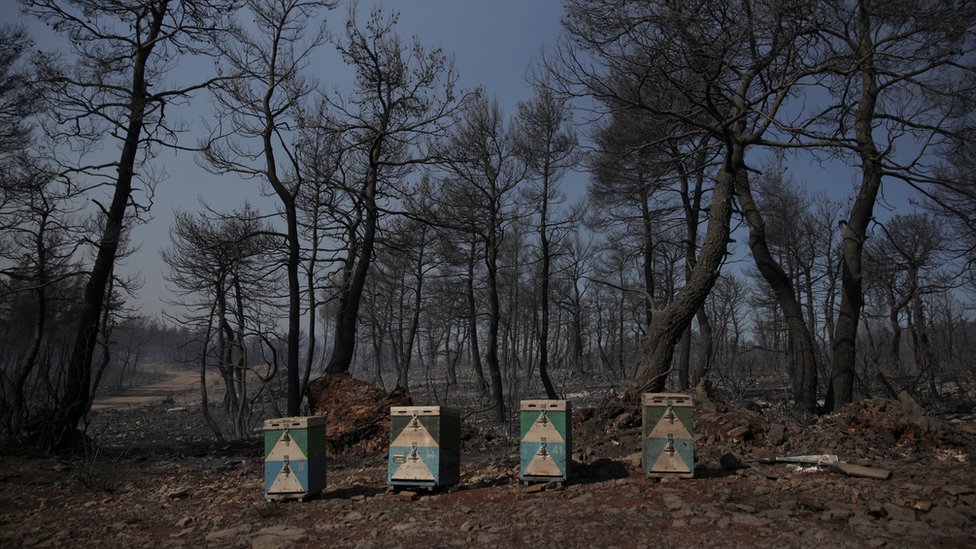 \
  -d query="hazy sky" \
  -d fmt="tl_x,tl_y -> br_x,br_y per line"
7,0 -> 576,318
5,0 -> 921,320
